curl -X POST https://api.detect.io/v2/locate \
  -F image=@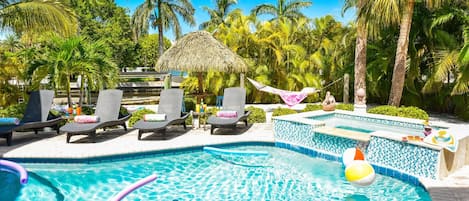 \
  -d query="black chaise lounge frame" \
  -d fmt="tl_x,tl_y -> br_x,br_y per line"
60,89 -> 131,143
0,90 -> 64,146
133,89 -> 190,140
207,87 -> 251,134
